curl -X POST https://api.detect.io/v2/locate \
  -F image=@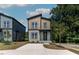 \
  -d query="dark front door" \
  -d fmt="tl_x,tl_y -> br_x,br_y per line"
0,29 -> 2,40
15,31 -> 19,41
43,32 -> 47,41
